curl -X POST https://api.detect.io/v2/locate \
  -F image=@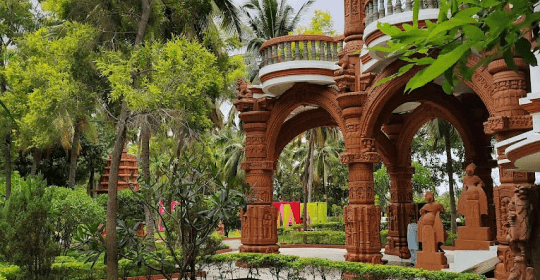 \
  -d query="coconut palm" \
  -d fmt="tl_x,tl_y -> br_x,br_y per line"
425,118 -> 462,235
241,0 -> 315,80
